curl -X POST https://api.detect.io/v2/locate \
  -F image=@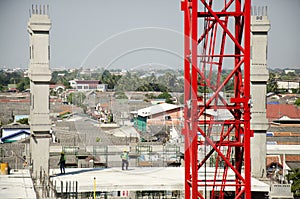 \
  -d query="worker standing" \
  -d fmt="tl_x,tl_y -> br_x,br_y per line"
120,150 -> 129,170
58,151 -> 66,174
